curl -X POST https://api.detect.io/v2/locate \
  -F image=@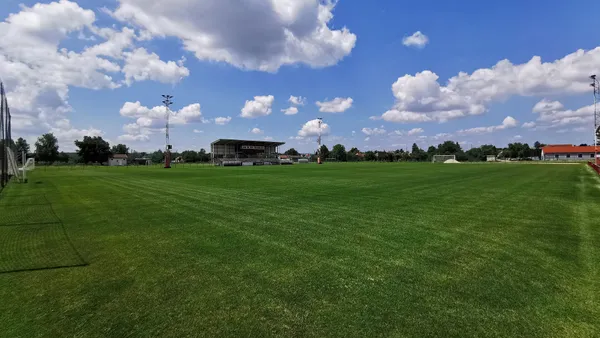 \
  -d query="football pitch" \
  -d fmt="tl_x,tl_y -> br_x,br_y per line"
1,163 -> 599,337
